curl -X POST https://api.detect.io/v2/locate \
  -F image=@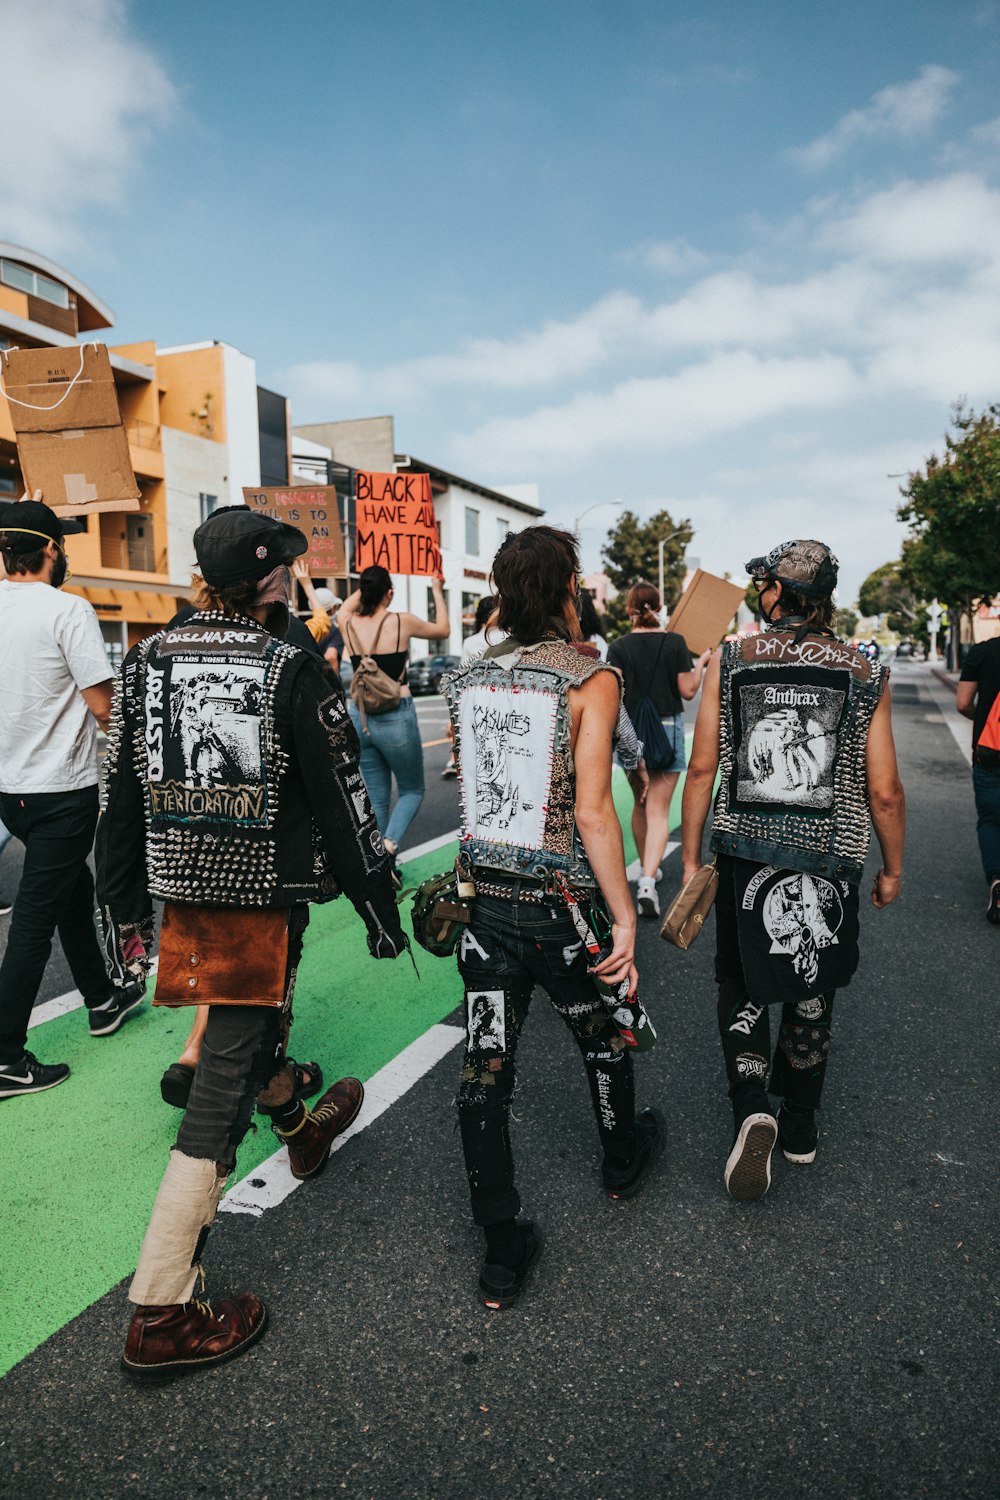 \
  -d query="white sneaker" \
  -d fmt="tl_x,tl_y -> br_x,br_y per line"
637,877 -> 660,918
